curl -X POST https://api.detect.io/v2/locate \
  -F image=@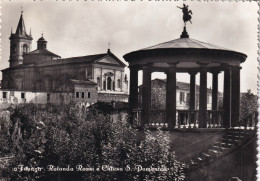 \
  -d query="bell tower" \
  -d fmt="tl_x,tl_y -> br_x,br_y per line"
9,11 -> 33,67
